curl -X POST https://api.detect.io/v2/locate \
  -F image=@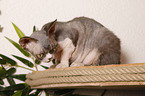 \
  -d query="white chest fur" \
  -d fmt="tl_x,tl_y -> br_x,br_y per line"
56,38 -> 101,68
56,38 -> 75,68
